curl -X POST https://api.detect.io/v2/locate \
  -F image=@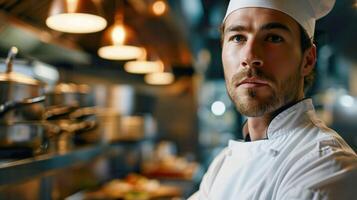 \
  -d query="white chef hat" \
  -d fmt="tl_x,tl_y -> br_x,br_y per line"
223,0 -> 336,38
